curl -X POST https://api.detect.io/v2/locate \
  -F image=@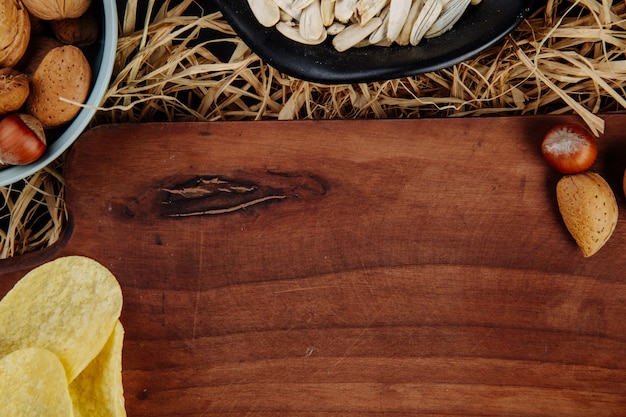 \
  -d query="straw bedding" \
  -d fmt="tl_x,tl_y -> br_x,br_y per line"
1,0 -> 626,258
